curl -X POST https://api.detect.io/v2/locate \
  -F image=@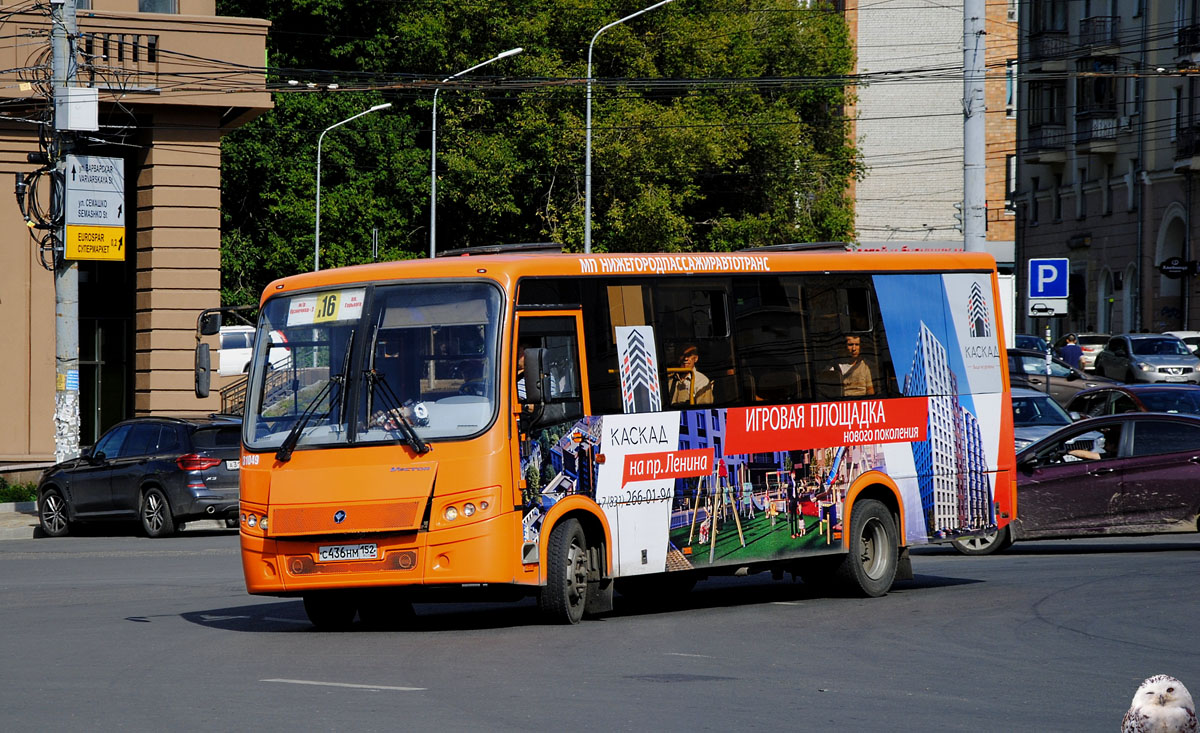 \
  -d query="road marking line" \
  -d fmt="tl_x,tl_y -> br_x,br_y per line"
664,652 -> 709,658
262,679 -> 425,691
771,601 -> 803,605
263,617 -> 309,625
